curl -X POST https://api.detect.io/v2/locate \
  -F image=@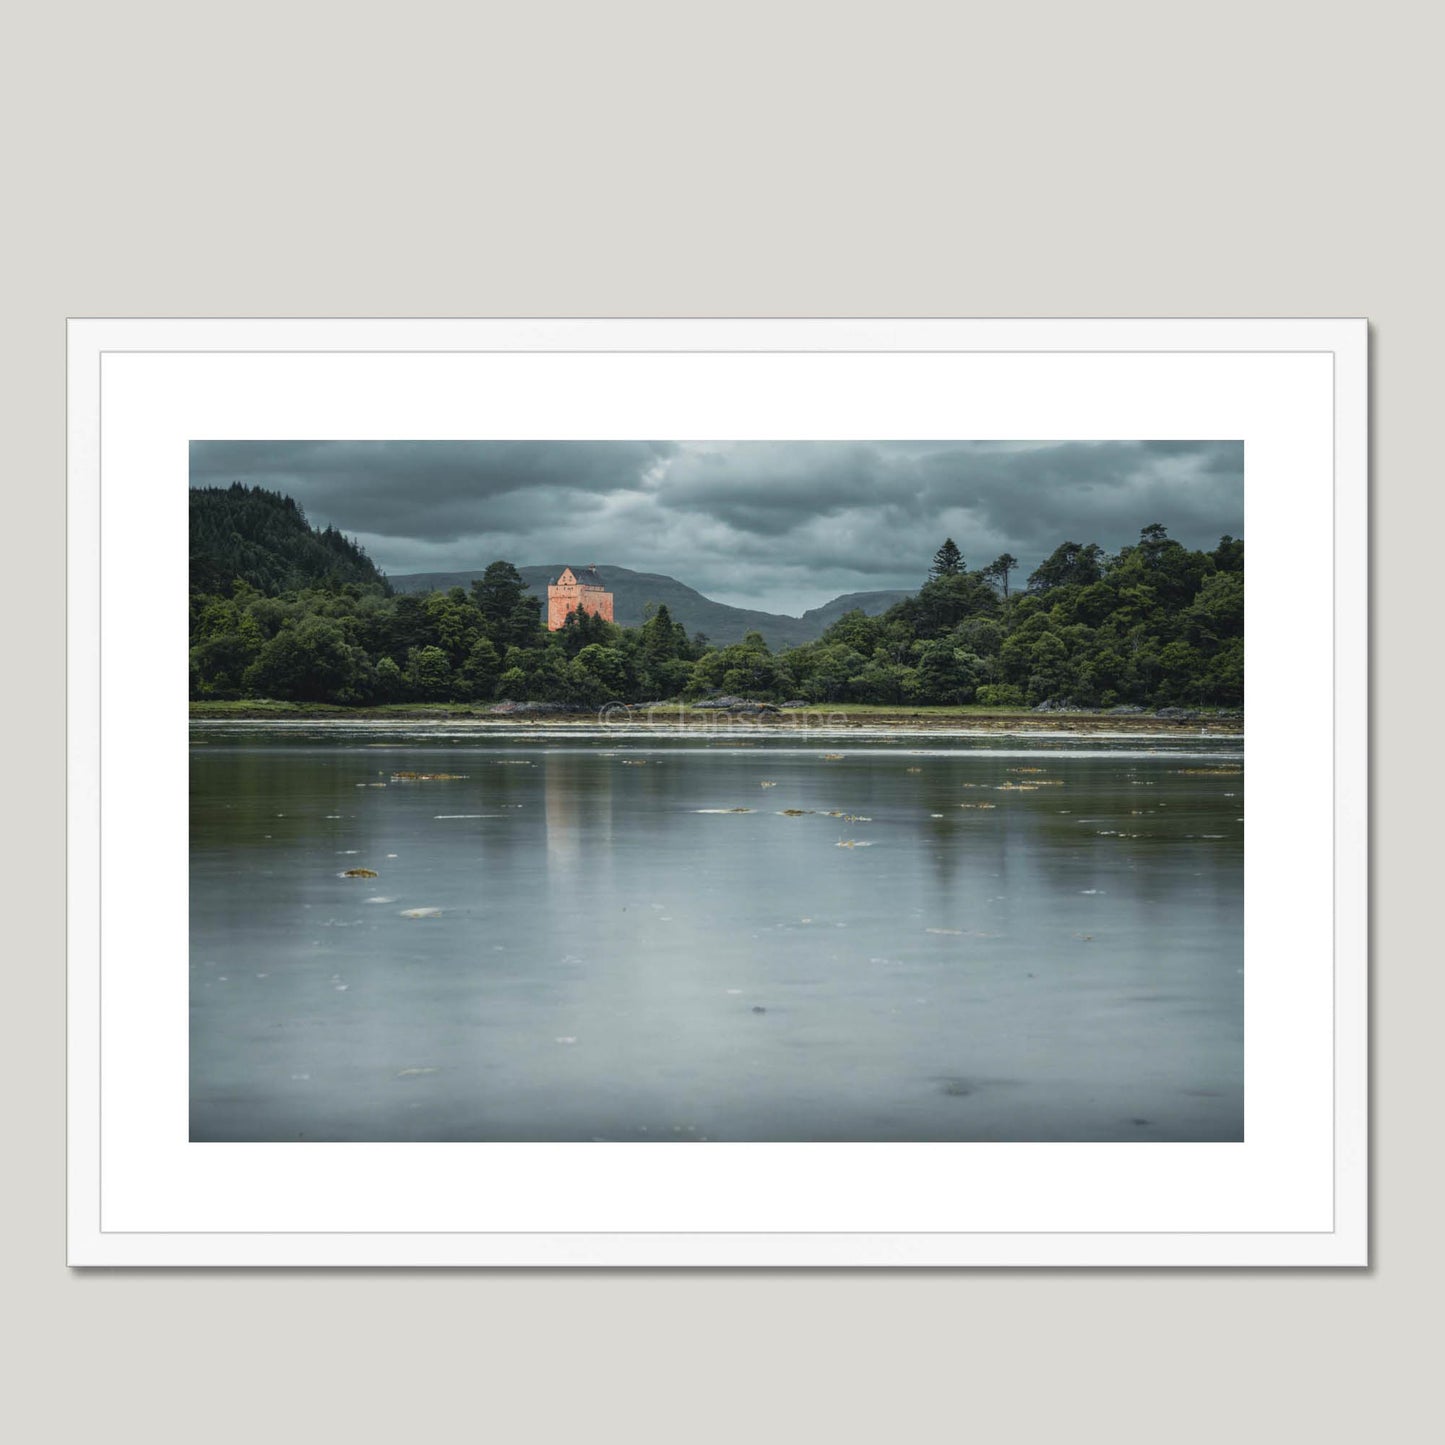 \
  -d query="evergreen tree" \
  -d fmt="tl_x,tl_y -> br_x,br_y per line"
930,537 -> 963,578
